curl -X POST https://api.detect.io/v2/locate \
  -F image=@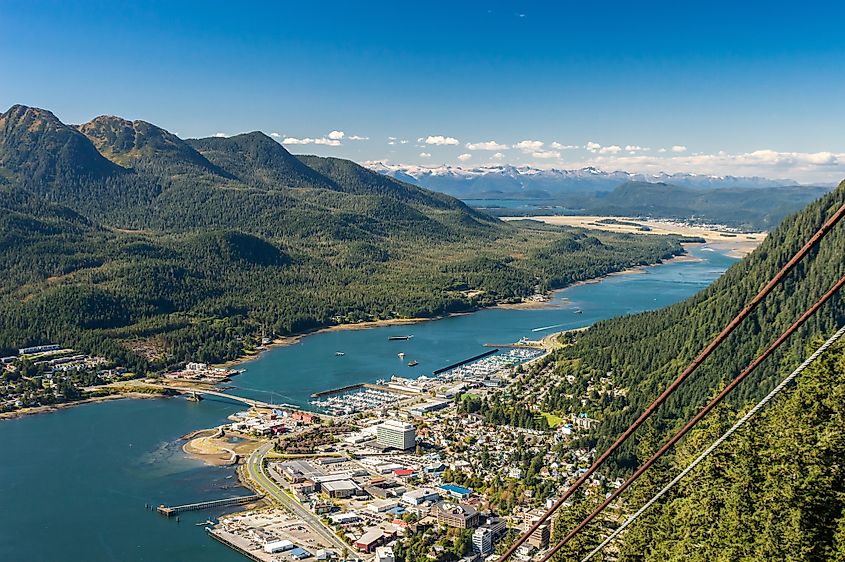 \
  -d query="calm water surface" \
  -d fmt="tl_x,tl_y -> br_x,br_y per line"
0,245 -> 735,561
